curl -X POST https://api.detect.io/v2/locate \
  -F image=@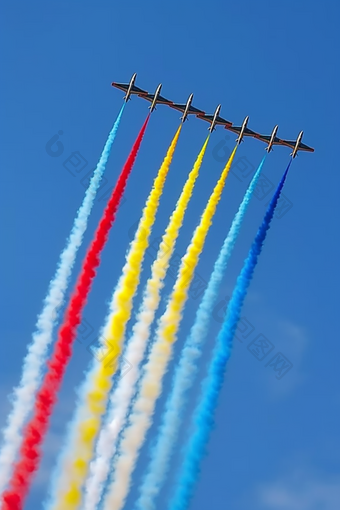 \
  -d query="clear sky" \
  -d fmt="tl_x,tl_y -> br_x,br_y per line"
0,1 -> 339,509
